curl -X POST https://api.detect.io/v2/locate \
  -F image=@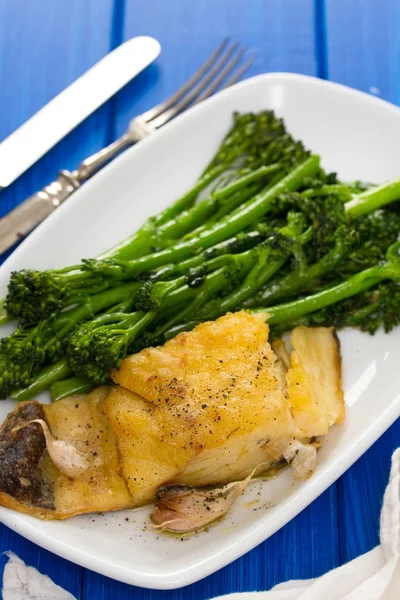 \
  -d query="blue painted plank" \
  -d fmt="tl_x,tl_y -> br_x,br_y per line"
325,0 -> 400,101
112,0 -> 320,139
0,0 -> 115,232
83,1 -> 340,597
337,422 -> 400,562
325,0 -> 400,564
0,0 -> 114,596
